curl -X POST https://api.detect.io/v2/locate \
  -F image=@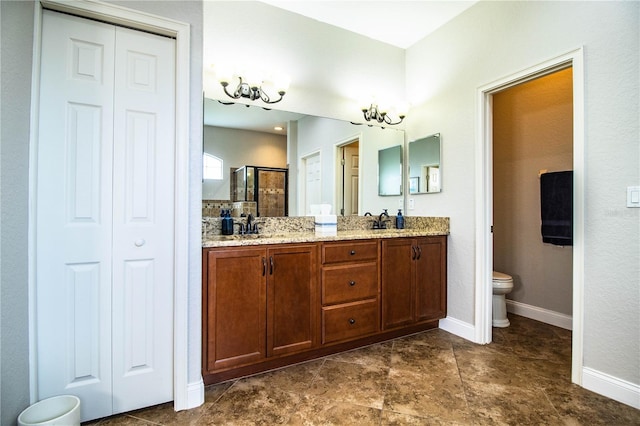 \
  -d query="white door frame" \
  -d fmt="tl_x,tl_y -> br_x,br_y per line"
475,47 -> 585,385
28,0 -> 195,410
